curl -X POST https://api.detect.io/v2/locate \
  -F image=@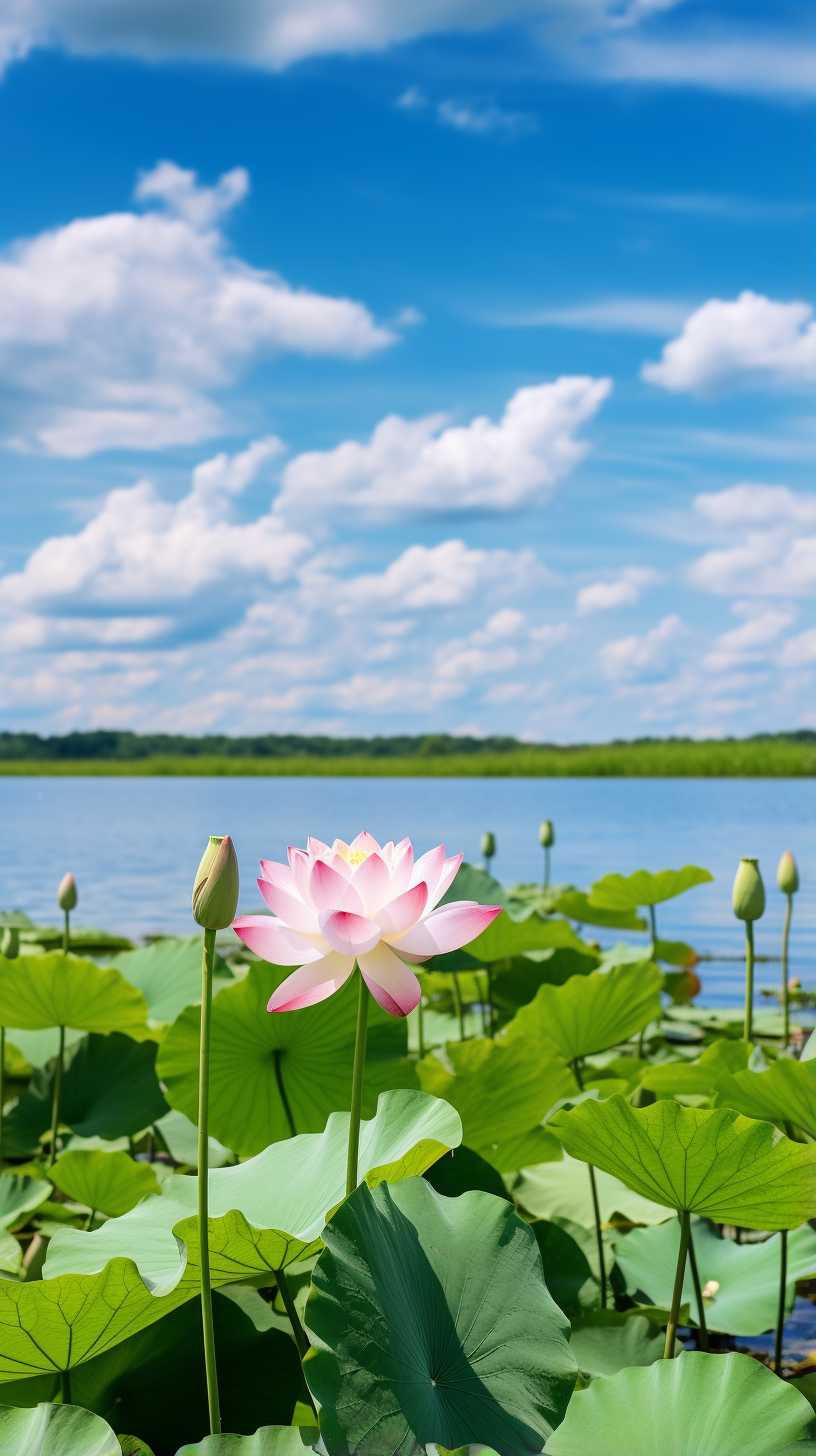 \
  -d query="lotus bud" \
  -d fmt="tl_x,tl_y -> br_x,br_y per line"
57,872 -> 77,912
539,820 -> 555,848
480,832 -> 496,862
732,858 -> 765,921
1,927 -> 20,959
777,850 -> 799,896
193,834 -> 239,930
